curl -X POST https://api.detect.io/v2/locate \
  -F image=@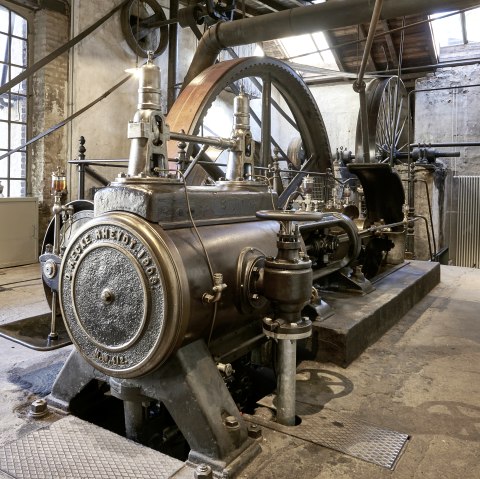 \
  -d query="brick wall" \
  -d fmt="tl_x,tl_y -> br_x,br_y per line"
30,8 -> 69,246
